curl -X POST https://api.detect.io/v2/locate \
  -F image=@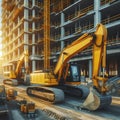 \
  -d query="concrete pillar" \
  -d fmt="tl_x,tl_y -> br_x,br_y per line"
32,23 -> 35,55
32,61 -> 36,72
24,0 -> 28,7
61,27 -> 64,50
32,0 -> 35,6
24,0 -> 29,69
24,0 -> 28,19
18,17 -> 20,36
89,59 -> 92,79
60,12 -> 65,50
18,19 -> 20,57
94,0 -> 101,26
18,17 -> 20,56
32,9 -> 36,72
24,1 -> 29,47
